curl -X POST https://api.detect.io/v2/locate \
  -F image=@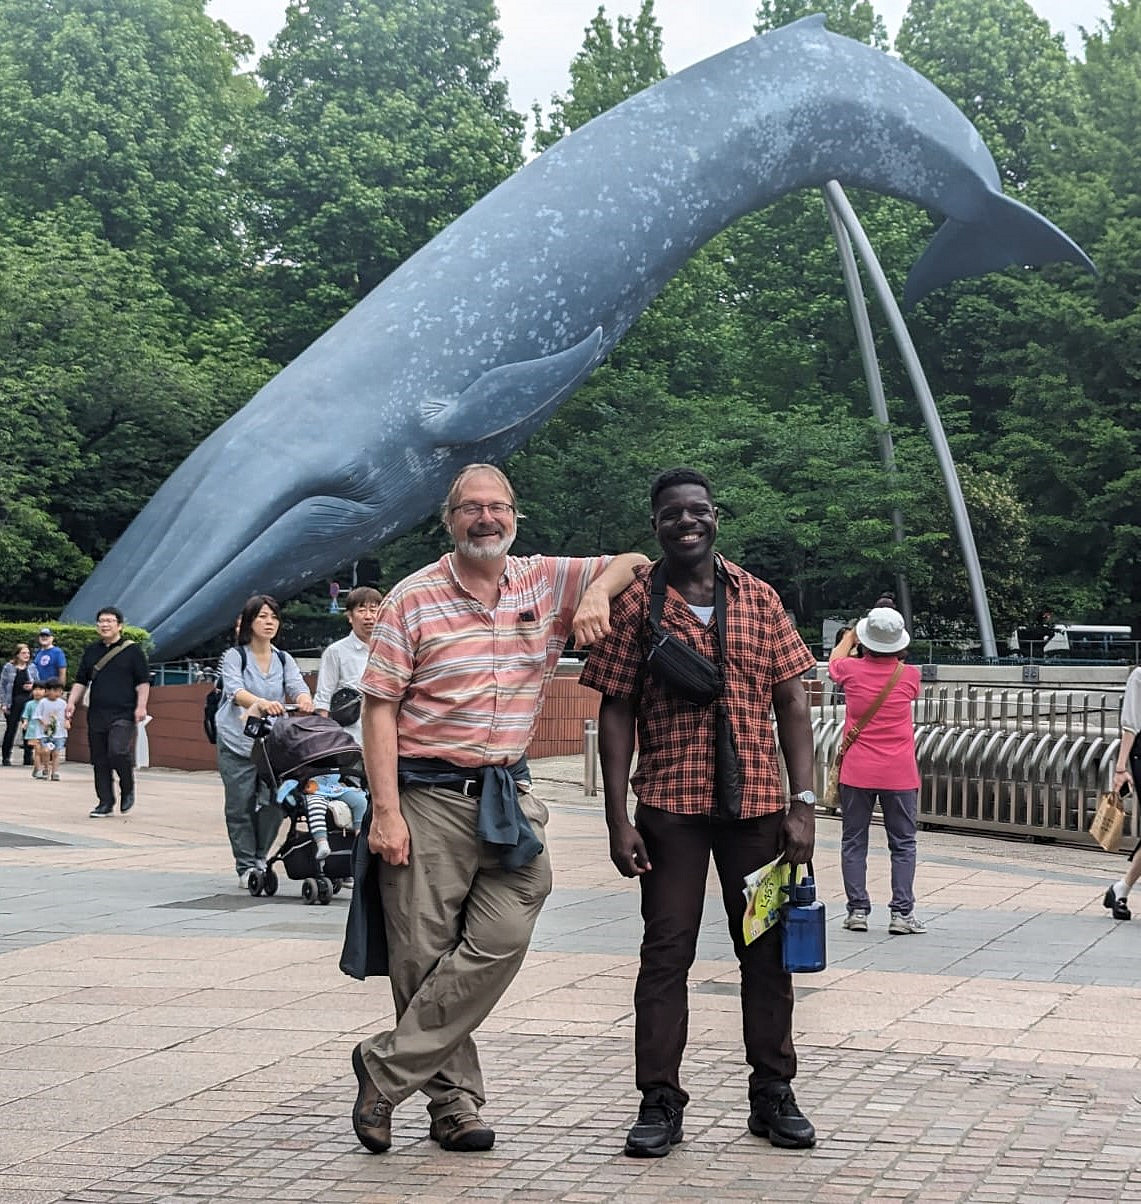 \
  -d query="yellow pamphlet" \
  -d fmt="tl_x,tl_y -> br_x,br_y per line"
742,857 -> 803,946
